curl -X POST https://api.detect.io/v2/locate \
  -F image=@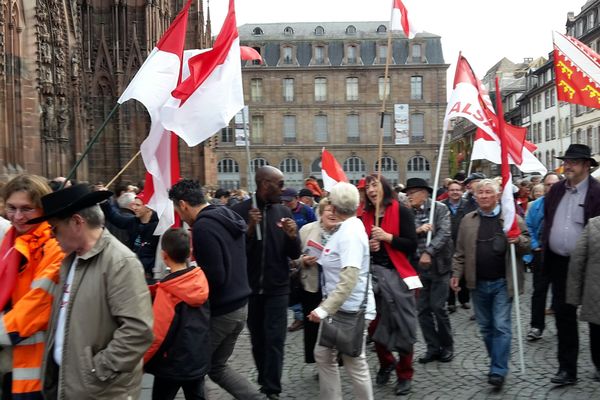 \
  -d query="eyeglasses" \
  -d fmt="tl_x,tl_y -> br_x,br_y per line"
6,206 -> 37,216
